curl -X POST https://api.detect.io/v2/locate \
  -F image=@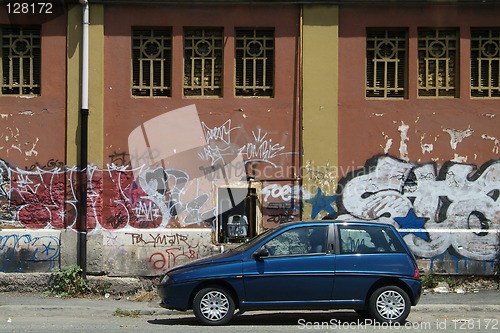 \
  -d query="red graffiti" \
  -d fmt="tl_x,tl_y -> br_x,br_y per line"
149,247 -> 199,271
